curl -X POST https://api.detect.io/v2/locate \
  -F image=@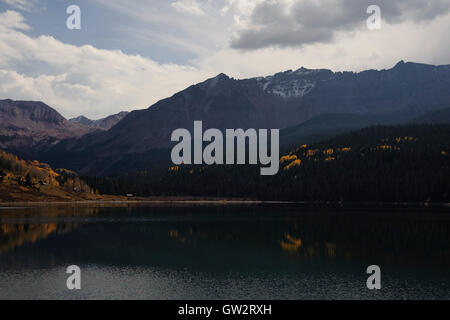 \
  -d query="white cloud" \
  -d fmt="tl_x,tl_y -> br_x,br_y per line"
96,0 -> 227,60
0,0 -> 35,12
198,10 -> 450,77
225,0 -> 450,50
171,0 -> 205,16
0,10 -> 30,30
0,10 -> 212,119
1,4 -> 450,120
